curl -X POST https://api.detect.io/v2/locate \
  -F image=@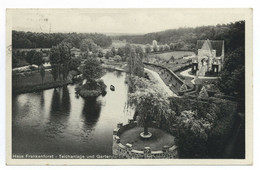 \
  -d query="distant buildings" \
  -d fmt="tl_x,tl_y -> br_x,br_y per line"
70,47 -> 81,57
192,39 -> 224,76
